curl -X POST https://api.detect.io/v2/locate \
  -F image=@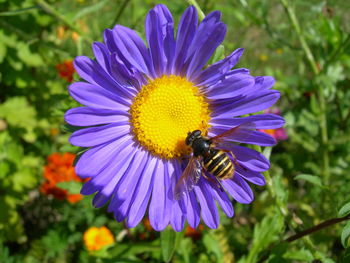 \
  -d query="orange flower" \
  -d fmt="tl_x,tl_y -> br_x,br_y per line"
40,153 -> 85,203
184,225 -> 205,240
56,60 -> 75,82
83,226 -> 115,251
